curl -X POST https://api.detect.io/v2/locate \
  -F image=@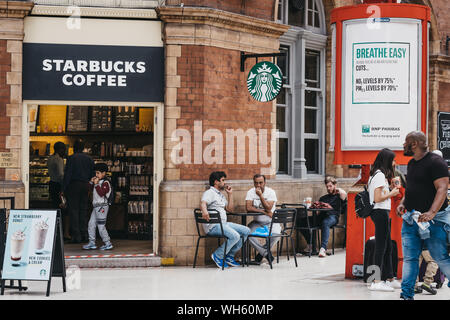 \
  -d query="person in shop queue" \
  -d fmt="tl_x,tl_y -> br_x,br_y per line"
83,163 -> 113,250
47,141 -> 71,240
245,174 -> 278,264
62,139 -> 95,244
396,134 -> 450,300
201,171 -> 250,268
